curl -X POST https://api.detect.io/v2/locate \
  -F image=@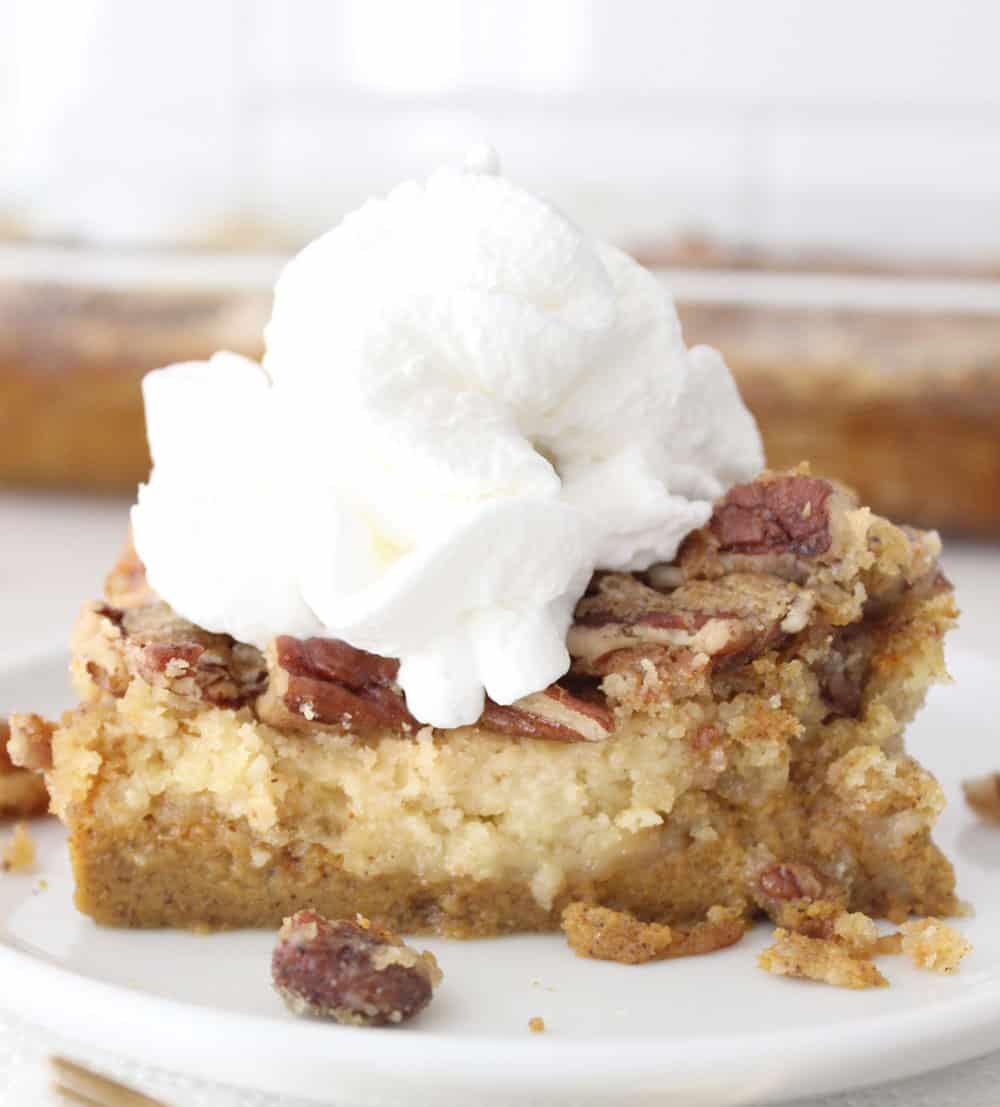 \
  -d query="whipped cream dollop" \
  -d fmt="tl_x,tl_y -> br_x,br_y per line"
133,149 -> 763,727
